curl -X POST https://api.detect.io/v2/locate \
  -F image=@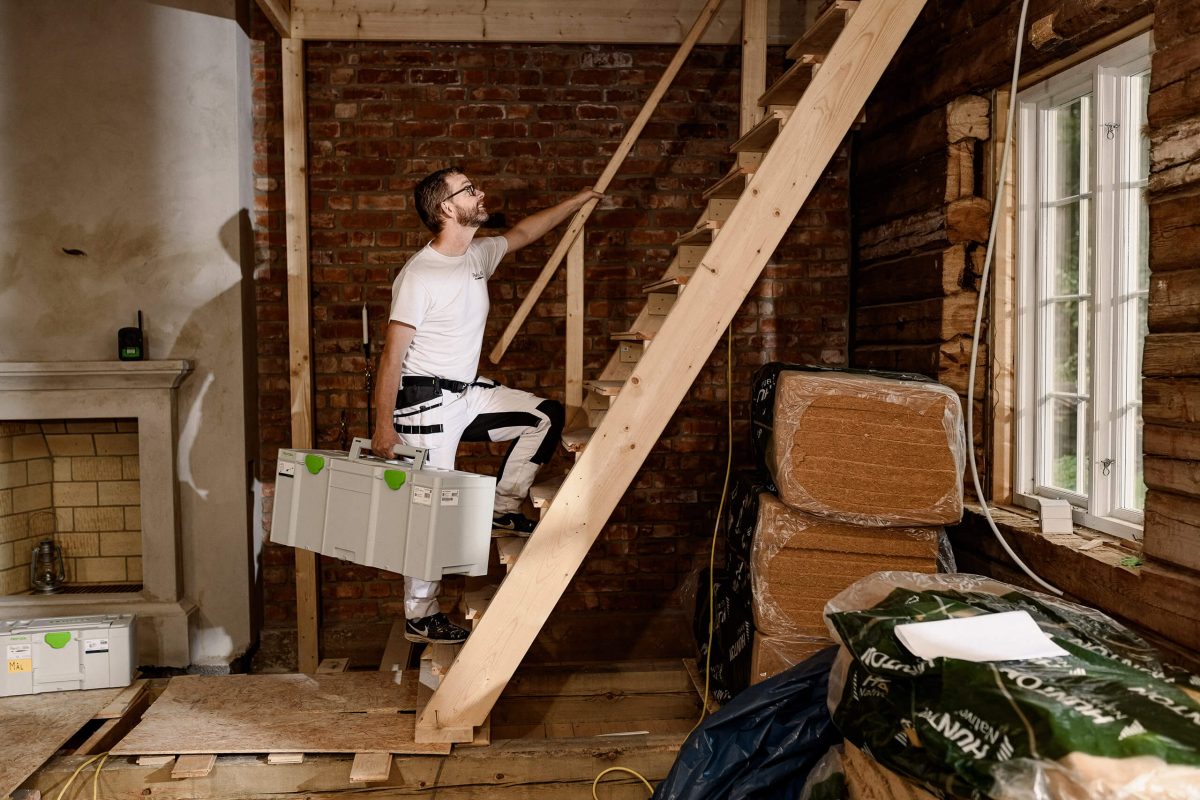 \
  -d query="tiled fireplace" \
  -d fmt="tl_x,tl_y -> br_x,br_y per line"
0,361 -> 195,665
